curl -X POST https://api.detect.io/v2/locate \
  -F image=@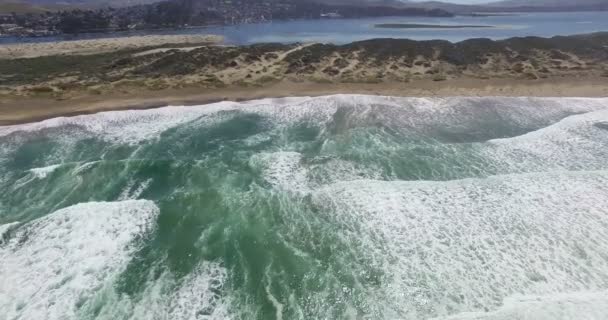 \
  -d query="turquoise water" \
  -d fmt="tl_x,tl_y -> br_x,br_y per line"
1,95 -> 608,319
